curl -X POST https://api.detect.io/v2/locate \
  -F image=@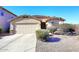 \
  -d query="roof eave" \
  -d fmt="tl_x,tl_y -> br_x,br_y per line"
0,6 -> 17,17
